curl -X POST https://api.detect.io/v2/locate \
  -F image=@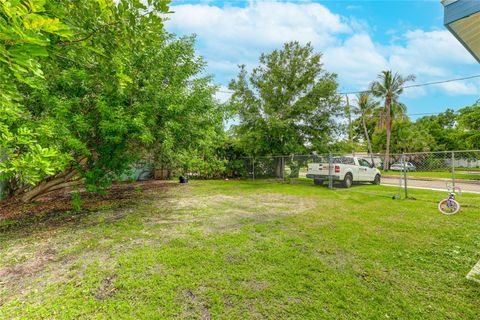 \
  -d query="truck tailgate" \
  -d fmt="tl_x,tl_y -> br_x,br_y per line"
307,163 -> 332,174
